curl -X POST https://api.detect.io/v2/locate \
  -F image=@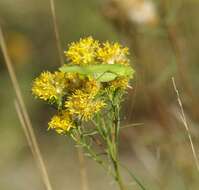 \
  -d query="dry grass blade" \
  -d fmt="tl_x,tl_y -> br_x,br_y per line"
14,99 -> 35,154
0,26 -> 53,190
49,0 -> 64,65
77,148 -> 89,190
121,123 -> 144,129
48,1 -> 89,189
172,77 -> 199,172
14,99 -> 49,180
